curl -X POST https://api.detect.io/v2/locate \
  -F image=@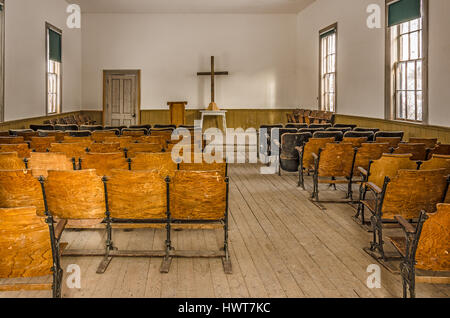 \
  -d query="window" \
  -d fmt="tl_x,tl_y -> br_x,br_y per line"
46,23 -> 62,115
0,1 -> 4,122
386,0 -> 428,123
319,24 -> 337,112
